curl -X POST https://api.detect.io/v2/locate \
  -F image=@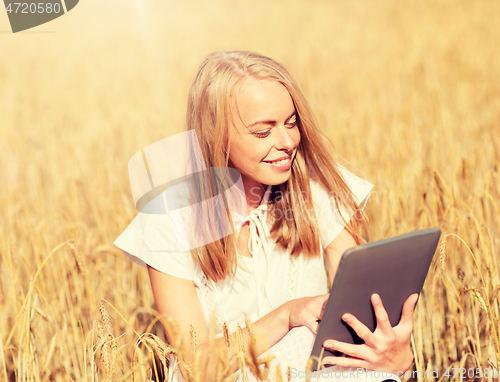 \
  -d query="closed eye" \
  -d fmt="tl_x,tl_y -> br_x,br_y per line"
252,112 -> 298,138
286,113 -> 298,127
253,130 -> 272,138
